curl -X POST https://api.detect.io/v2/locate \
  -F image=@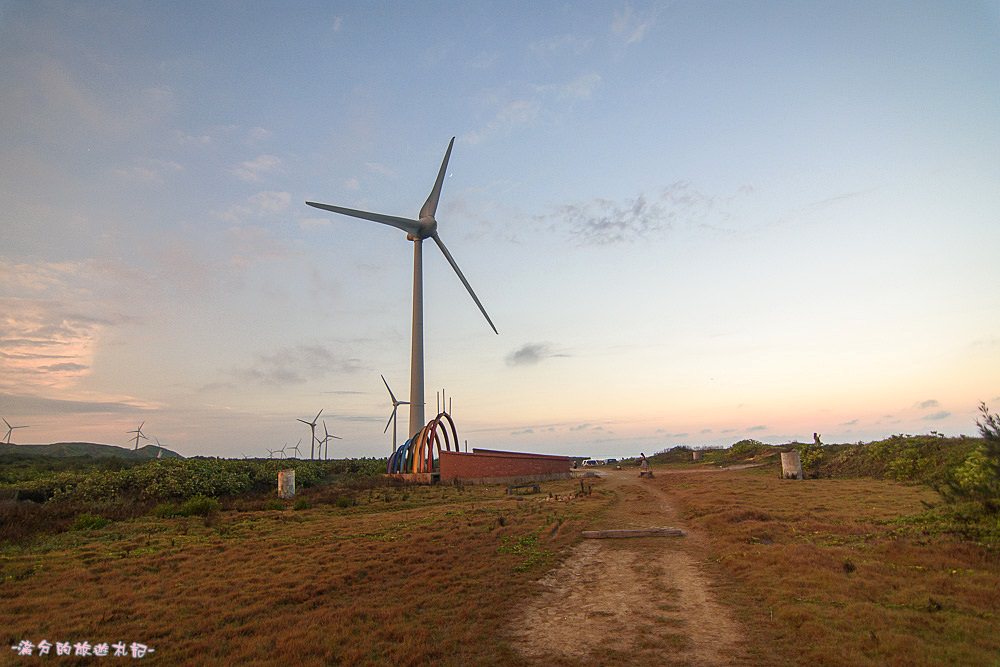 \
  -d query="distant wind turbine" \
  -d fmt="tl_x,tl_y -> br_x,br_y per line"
289,439 -> 303,459
126,422 -> 148,451
2,418 -> 28,445
381,374 -> 410,452
307,137 -> 498,439
297,410 -> 323,460
320,420 -> 342,461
